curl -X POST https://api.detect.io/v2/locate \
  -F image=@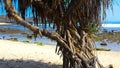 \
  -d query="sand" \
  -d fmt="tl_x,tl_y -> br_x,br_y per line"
97,51 -> 120,68
0,40 -> 120,68
0,22 -> 12,26
0,40 -> 62,68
